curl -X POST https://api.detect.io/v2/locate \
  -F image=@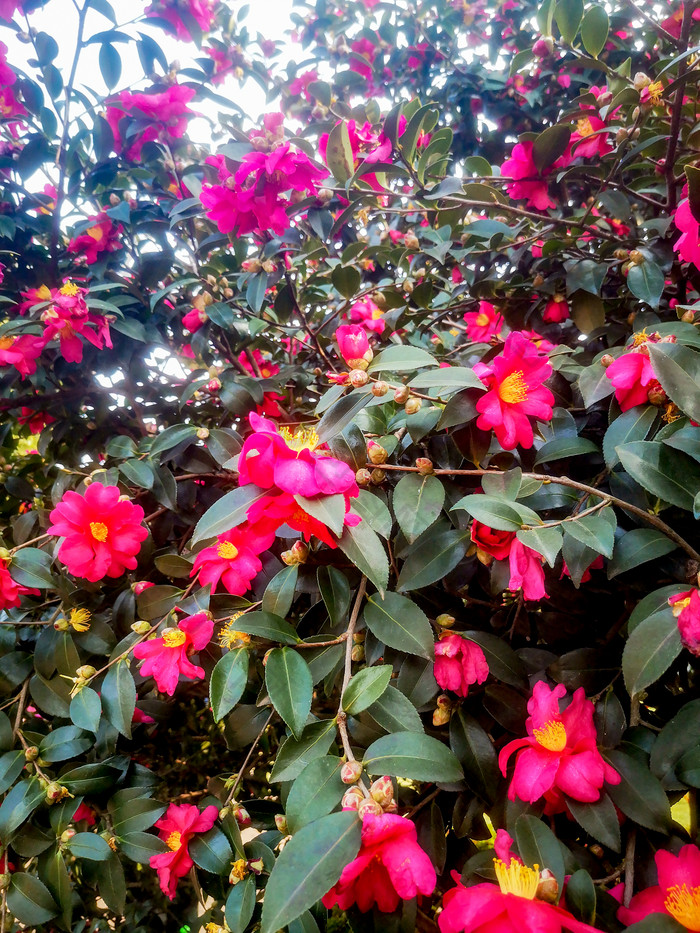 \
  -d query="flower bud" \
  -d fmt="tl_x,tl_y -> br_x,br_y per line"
370,469 -> 385,485
369,776 -> 393,807
600,354 -> 614,368
341,760 -> 364,784
367,441 -> 388,465
356,468 -> 372,486
629,249 -> 645,265
647,384 -> 668,406
432,706 -> 452,727
404,232 -> 420,250
24,746 -> 39,761
532,36 -> 554,57
349,369 -> 369,387
196,427 -> 210,440
615,127 -> 629,144
54,618 -> 70,631
371,380 -> 388,397
131,620 -> 152,635
60,828 -> 76,844
357,797 -> 383,819
281,540 -> 309,566
261,260 -> 276,274
46,783 -> 70,804
317,187 -> 333,204
394,386 -> 409,404
436,613 -> 456,628
342,787 -> 364,810
218,807 -> 230,820
536,868 -> 559,904
405,397 -> 422,415
415,457 -> 433,475
351,643 -> 365,663
402,279 -> 414,294
76,665 -> 96,680
532,273 -> 545,287
274,814 -> 288,834
682,309 -> 695,323
633,71 -> 651,90
247,857 -> 264,875
0,874 -> 9,891
232,804 -> 251,827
